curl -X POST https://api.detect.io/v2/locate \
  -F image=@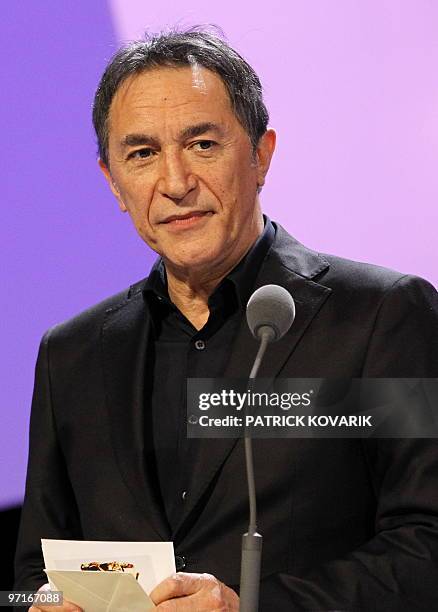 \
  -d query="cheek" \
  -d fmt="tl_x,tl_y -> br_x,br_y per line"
204,167 -> 244,209
123,187 -> 155,224
220,169 -> 257,215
